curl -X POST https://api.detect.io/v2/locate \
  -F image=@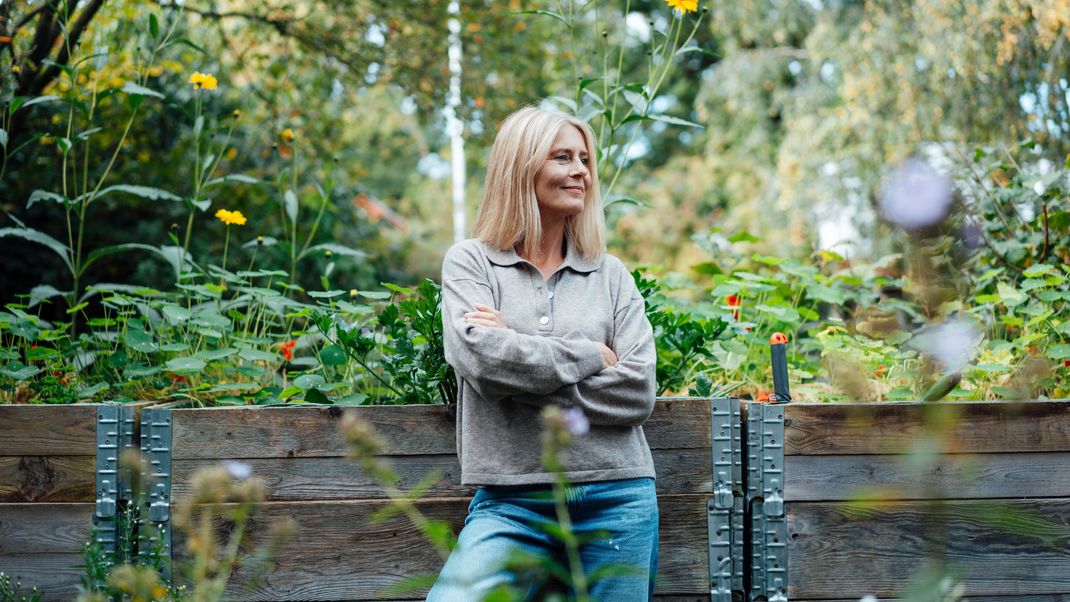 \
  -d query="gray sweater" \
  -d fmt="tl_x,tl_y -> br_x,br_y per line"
441,238 -> 657,485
